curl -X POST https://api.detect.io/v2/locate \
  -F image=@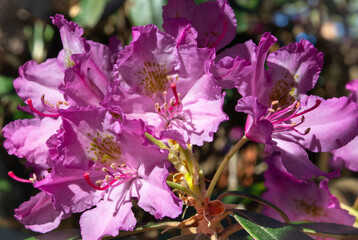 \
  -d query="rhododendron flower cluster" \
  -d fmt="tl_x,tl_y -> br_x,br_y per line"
3,0 -> 358,239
